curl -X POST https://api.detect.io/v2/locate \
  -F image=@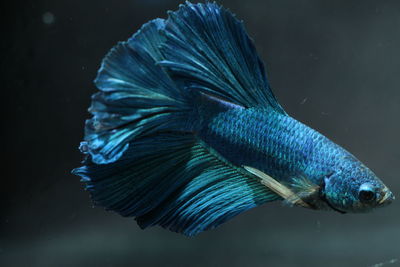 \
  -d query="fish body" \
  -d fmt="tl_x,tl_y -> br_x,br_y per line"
73,2 -> 394,236
198,103 -> 389,212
